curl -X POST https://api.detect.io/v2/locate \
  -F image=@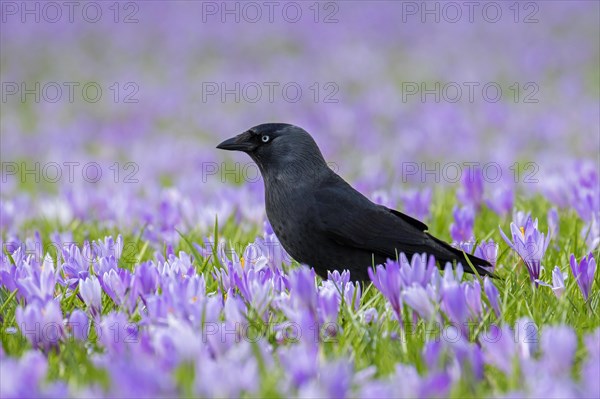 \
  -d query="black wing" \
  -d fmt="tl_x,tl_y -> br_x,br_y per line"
313,175 -> 431,259
313,174 -> 495,276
